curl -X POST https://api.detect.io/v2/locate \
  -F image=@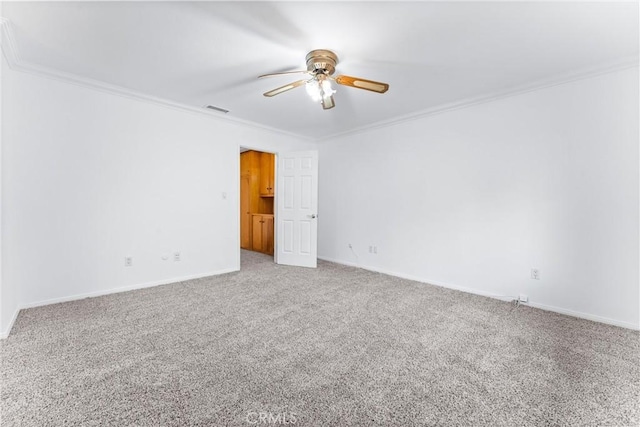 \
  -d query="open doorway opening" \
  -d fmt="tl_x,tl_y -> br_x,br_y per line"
240,147 -> 275,262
